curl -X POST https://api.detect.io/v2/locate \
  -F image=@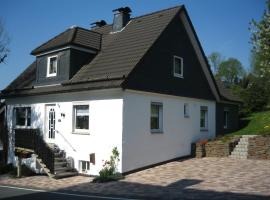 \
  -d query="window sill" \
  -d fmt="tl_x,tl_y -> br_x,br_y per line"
15,126 -> 32,129
72,131 -> 90,135
200,129 -> 208,132
151,130 -> 163,134
173,74 -> 184,78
